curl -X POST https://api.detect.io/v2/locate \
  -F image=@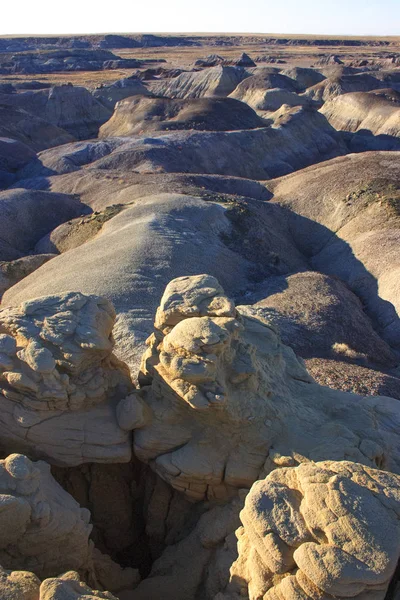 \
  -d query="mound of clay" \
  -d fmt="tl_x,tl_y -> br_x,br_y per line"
0,254 -> 56,297
23,106 -> 345,180
0,188 -> 88,261
34,206 -> 124,254
0,137 -> 37,189
320,90 -> 400,139
0,103 -> 75,152
0,84 -> 112,139
17,138 -> 124,180
150,65 -> 249,99
230,72 -> 298,106
99,96 -> 266,137
281,66 -> 326,90
231,87 -> 311,112
266,151 -> 400,349
92,77 -> 151,111
305,358 -> 400,399
194,54 -> 225,67
19,170 -> 270,211
224,461 -> 400,600
318,53 -> 344,65
304,70 -> 400,103
239,271 -> 395,365
228,52 -> 256,67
